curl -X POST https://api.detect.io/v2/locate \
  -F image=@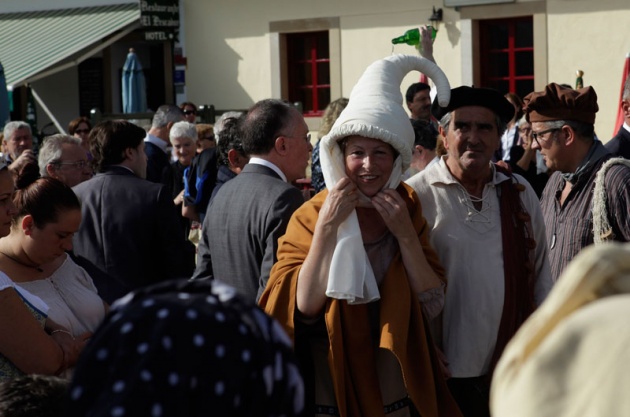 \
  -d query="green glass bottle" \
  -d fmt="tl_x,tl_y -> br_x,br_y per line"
391,26 -> 437,46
